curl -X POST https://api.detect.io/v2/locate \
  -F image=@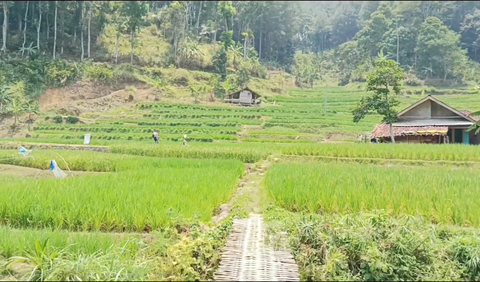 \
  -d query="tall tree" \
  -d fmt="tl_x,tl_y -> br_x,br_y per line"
119,1 -> 149,64
53,0 -> 57,60
1,1 -> 9,55
36,1 -> 42,50
21,1 -> 29,56
416,16 -> 467,81
352,53 -> 406,143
